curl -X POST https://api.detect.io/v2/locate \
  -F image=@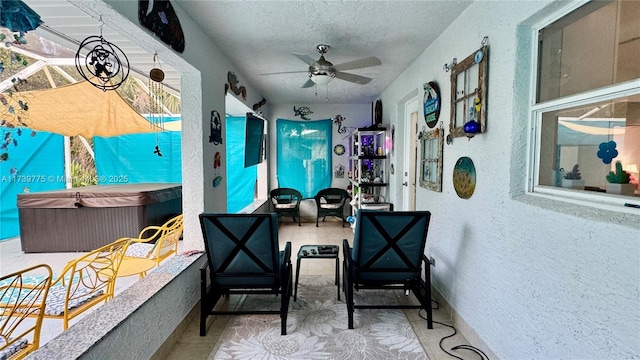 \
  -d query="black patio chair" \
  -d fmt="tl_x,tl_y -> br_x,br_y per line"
343,209 -> 433,329
314,188 -> 350,227
270,188 -> 303,226
199,212 -> 292,336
